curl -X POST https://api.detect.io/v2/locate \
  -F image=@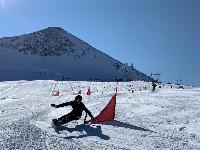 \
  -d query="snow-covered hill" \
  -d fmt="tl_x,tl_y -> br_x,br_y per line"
0,80 -> 199,149
0,27 -> 153,82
